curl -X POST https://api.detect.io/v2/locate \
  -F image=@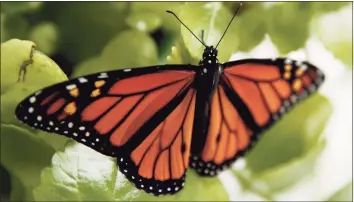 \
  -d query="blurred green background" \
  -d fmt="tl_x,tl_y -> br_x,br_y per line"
0,2 -> 352,201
